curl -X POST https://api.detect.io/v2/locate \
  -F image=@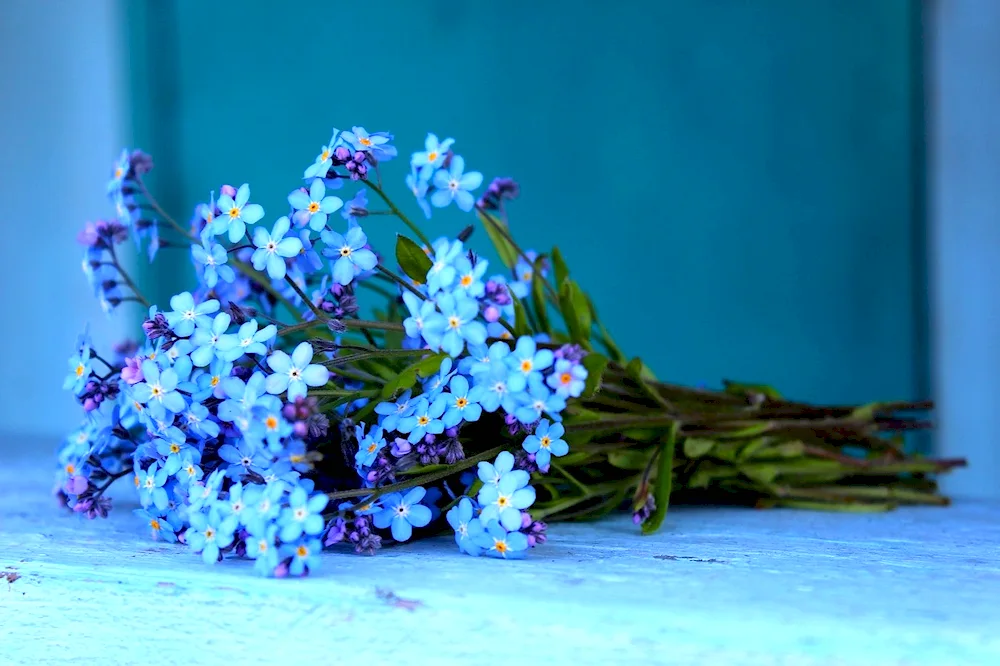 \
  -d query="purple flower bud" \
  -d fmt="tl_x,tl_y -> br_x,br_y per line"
520,511 -> 533,530
327,319 -> 347,333
324,518 -> 347,546
391,438 -> 411,457
333,146 -> 351,163
129,150 -> 154,176
293,422 -> 308,438
483,305 -> 501,322
121,356 -> 144,385
220,184 -> 237,198
65,475 -> 89,495
142,313 -> 171,341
